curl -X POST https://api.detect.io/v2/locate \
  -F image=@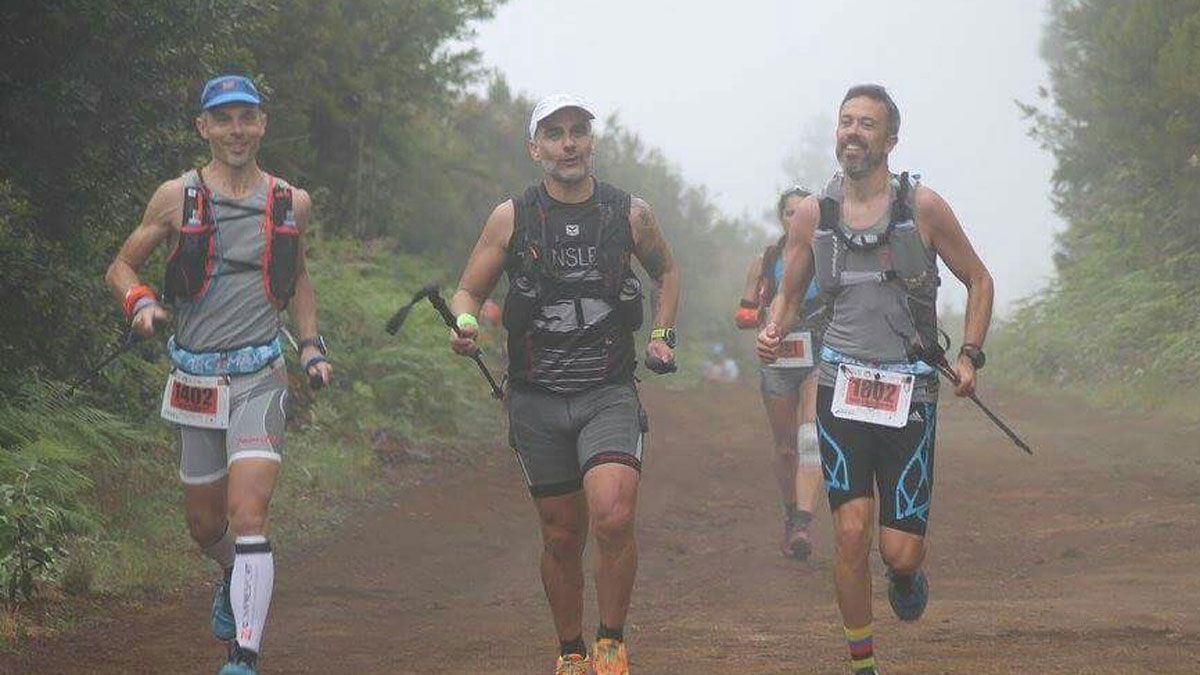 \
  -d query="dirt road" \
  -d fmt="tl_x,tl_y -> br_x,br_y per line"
6,381 -> 1200,674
